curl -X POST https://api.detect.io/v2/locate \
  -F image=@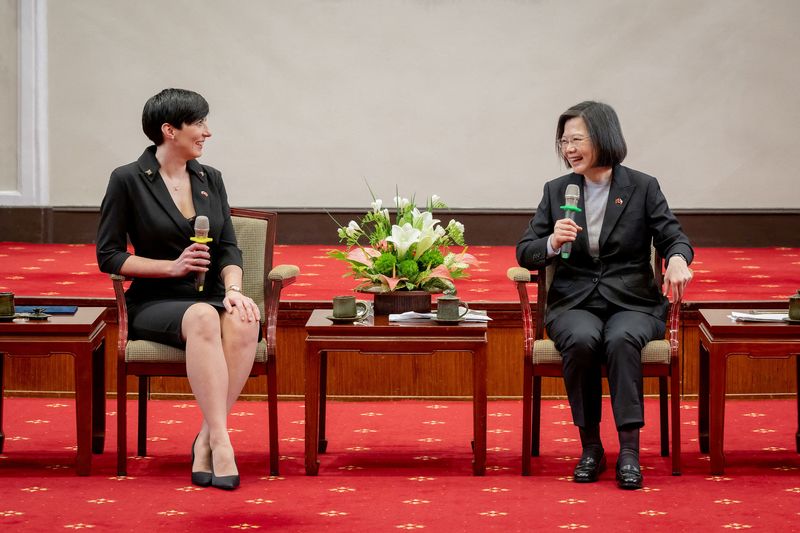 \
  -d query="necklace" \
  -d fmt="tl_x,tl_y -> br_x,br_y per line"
162,175 -> 184,192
